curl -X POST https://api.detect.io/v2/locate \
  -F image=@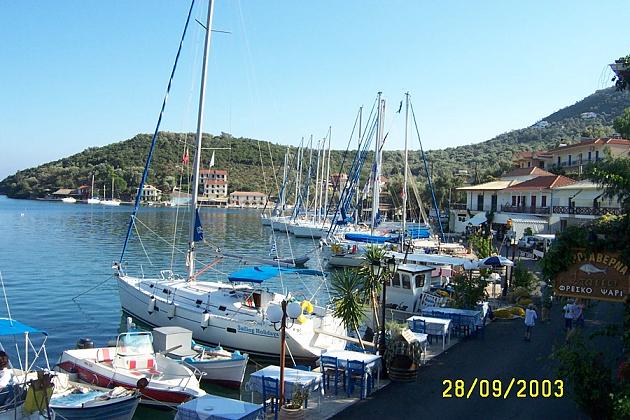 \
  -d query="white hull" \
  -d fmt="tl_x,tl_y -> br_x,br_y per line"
184,356 -> 248,388
87,198 -> 100,204
101,200 -> 121,206
62,197 -> 77,204
328,254 -> 365,268
116,275 -> 347,361
292,224 -> 327,238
